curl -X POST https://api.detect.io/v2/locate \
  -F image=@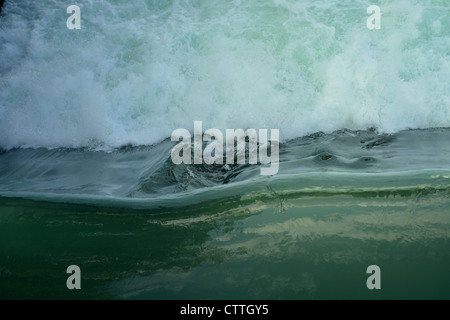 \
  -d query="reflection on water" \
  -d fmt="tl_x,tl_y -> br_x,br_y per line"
102,190 -> 449,299
0,129 -> 449,299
